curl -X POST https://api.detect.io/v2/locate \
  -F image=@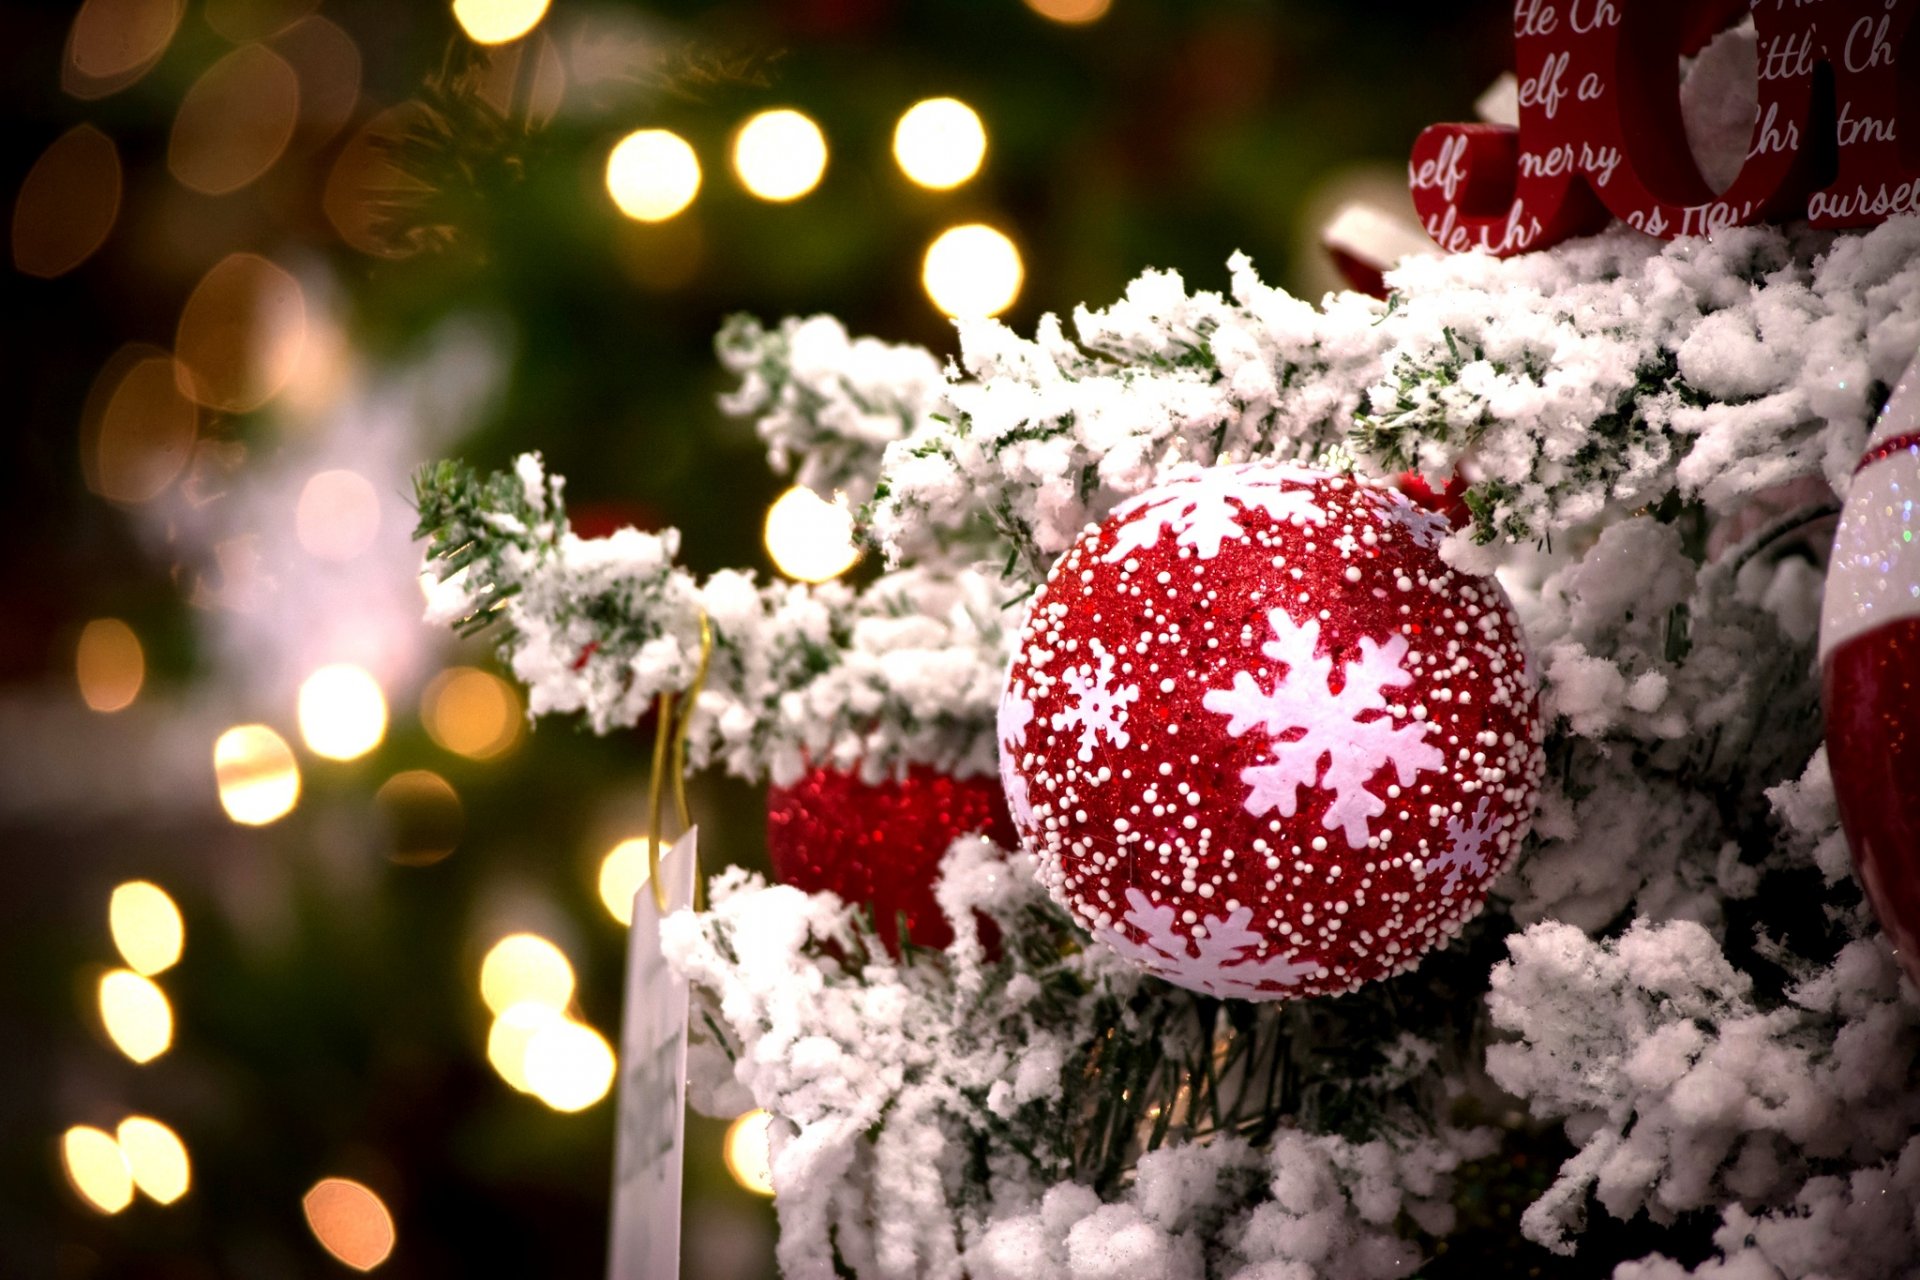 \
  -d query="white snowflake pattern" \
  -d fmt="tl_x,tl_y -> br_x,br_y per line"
1202,610 -> 1444,849
1096,888 -> 1319,999
1424,798 -> 1495,889
997,682 -> 1036,828
1103,466 -> 1328,564
1050,640 -> 1139,763
1370,490 -> 1451,549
